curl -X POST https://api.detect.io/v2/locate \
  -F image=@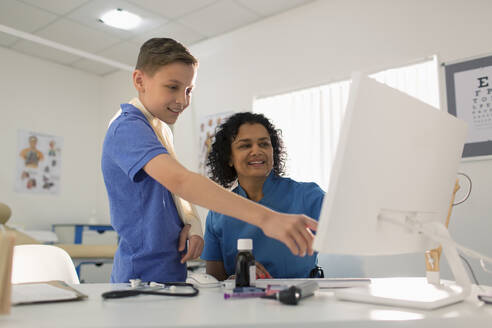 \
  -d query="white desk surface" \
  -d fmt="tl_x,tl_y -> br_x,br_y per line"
2,279 -> 492,328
